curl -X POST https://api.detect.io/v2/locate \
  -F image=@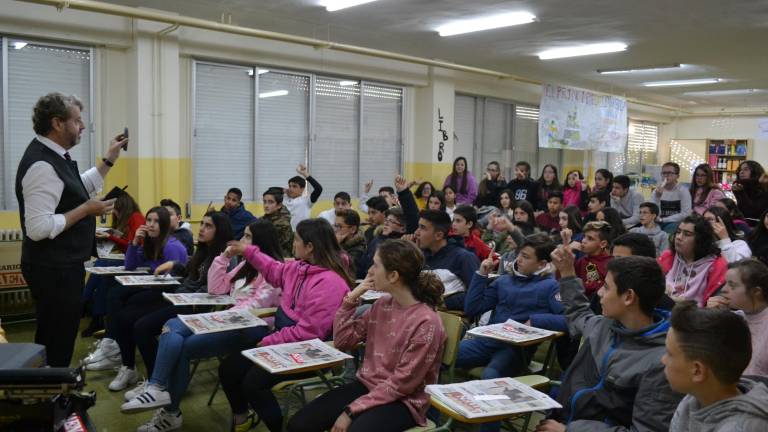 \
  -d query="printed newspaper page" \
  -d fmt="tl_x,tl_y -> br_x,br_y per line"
114,275 -> 181,286
86,266 -> 149,275
426,377 -> 561,419
163,292 -> 236,306
96,239 -> 118,259
178,309 -> 267,335
467,319 -> 558,344
242,338 -> 352,373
